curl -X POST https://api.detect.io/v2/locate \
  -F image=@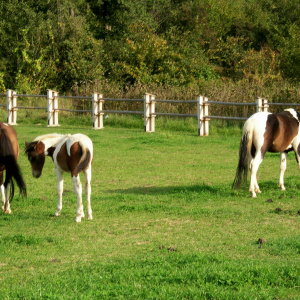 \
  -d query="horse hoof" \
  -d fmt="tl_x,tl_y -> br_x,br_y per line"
5,209 -> 11,214
75,217 -> 82,222
54,212 -> 60,217
88,215 -> 93,220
